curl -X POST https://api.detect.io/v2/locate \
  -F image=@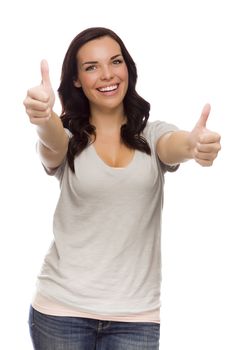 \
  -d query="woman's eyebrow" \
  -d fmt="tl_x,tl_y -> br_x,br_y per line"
110,54 -> 123,60
81,54 -> 123,66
